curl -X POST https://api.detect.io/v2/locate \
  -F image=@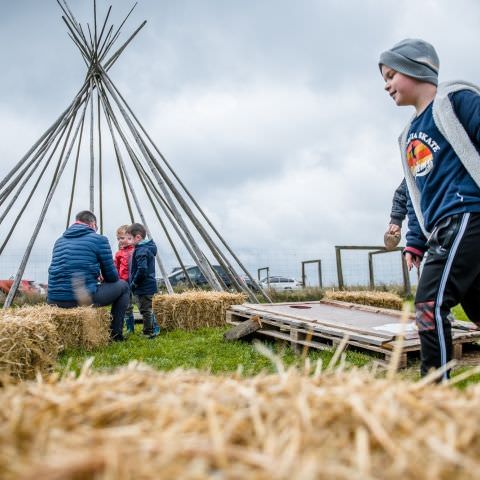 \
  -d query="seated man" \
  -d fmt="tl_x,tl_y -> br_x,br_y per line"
47,210 -> 129,341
